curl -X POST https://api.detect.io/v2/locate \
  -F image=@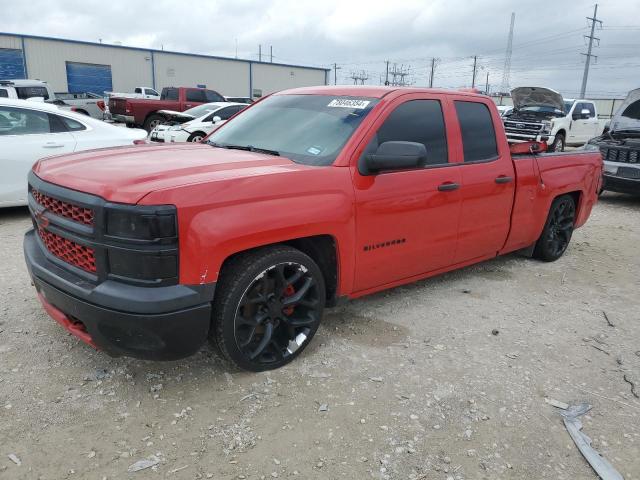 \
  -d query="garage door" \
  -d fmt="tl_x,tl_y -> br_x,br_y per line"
65,61 -> 112,95
0,48 -> 26,80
